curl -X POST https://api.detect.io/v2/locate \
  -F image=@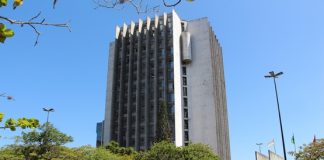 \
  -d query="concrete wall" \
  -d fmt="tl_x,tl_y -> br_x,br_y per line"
103,42 -> 115,146
172,10 -> 184,147
186,18 -> 217,150
185,17 -> 231,160
269,151 -> 284,160
255,152 -> 269,160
